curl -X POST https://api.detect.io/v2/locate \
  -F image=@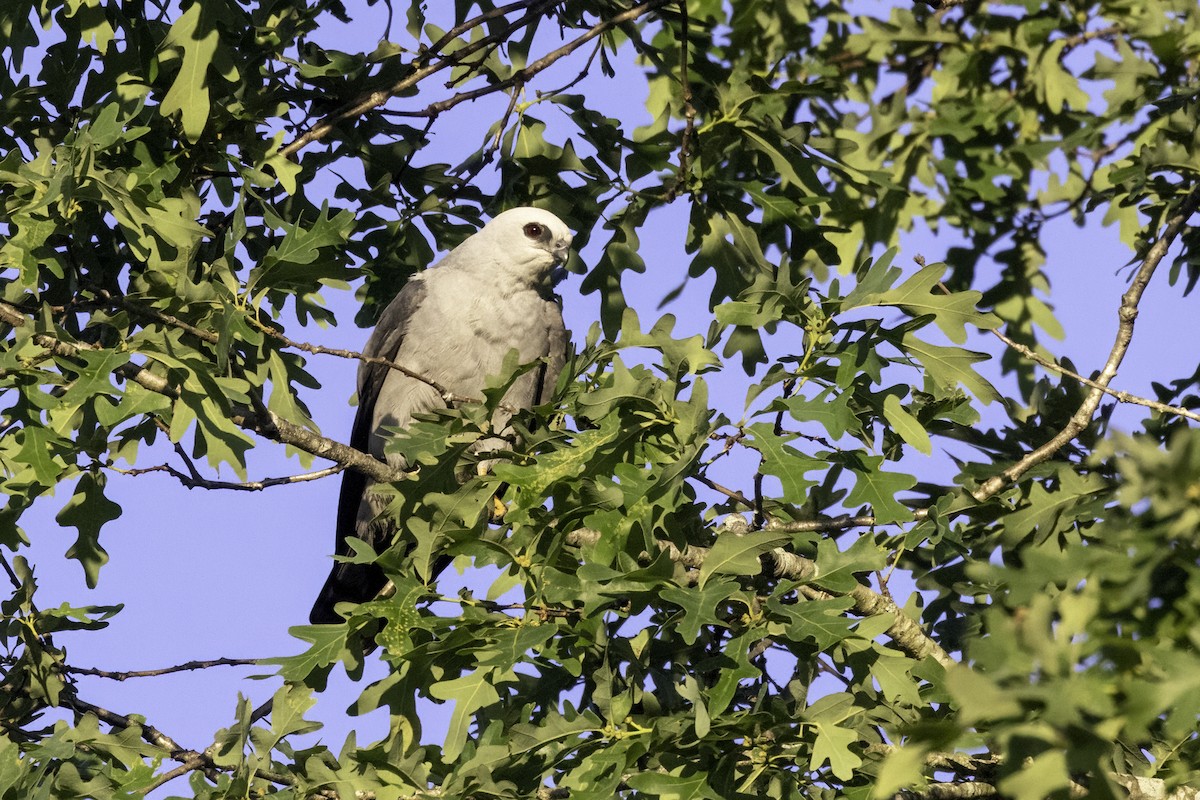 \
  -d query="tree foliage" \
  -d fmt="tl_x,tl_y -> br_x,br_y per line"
1,0 -> 1199,798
